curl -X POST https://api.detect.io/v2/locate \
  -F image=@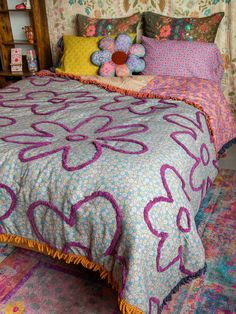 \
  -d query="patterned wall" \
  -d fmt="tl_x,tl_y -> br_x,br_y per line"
45,0 -> 236,110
